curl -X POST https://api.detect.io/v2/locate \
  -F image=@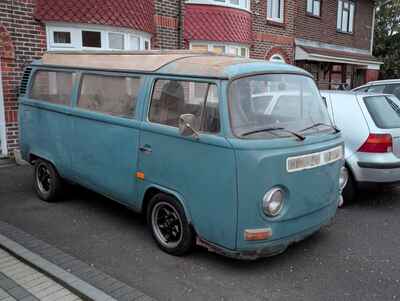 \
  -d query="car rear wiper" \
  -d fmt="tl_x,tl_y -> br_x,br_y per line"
241,127 -> 306,141
299,123 -> 340,133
